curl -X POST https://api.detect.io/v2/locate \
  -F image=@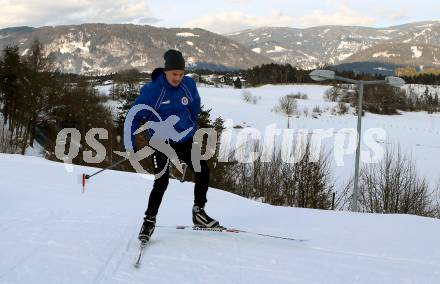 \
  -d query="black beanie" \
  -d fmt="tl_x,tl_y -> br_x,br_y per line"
163,49 -> 185,71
